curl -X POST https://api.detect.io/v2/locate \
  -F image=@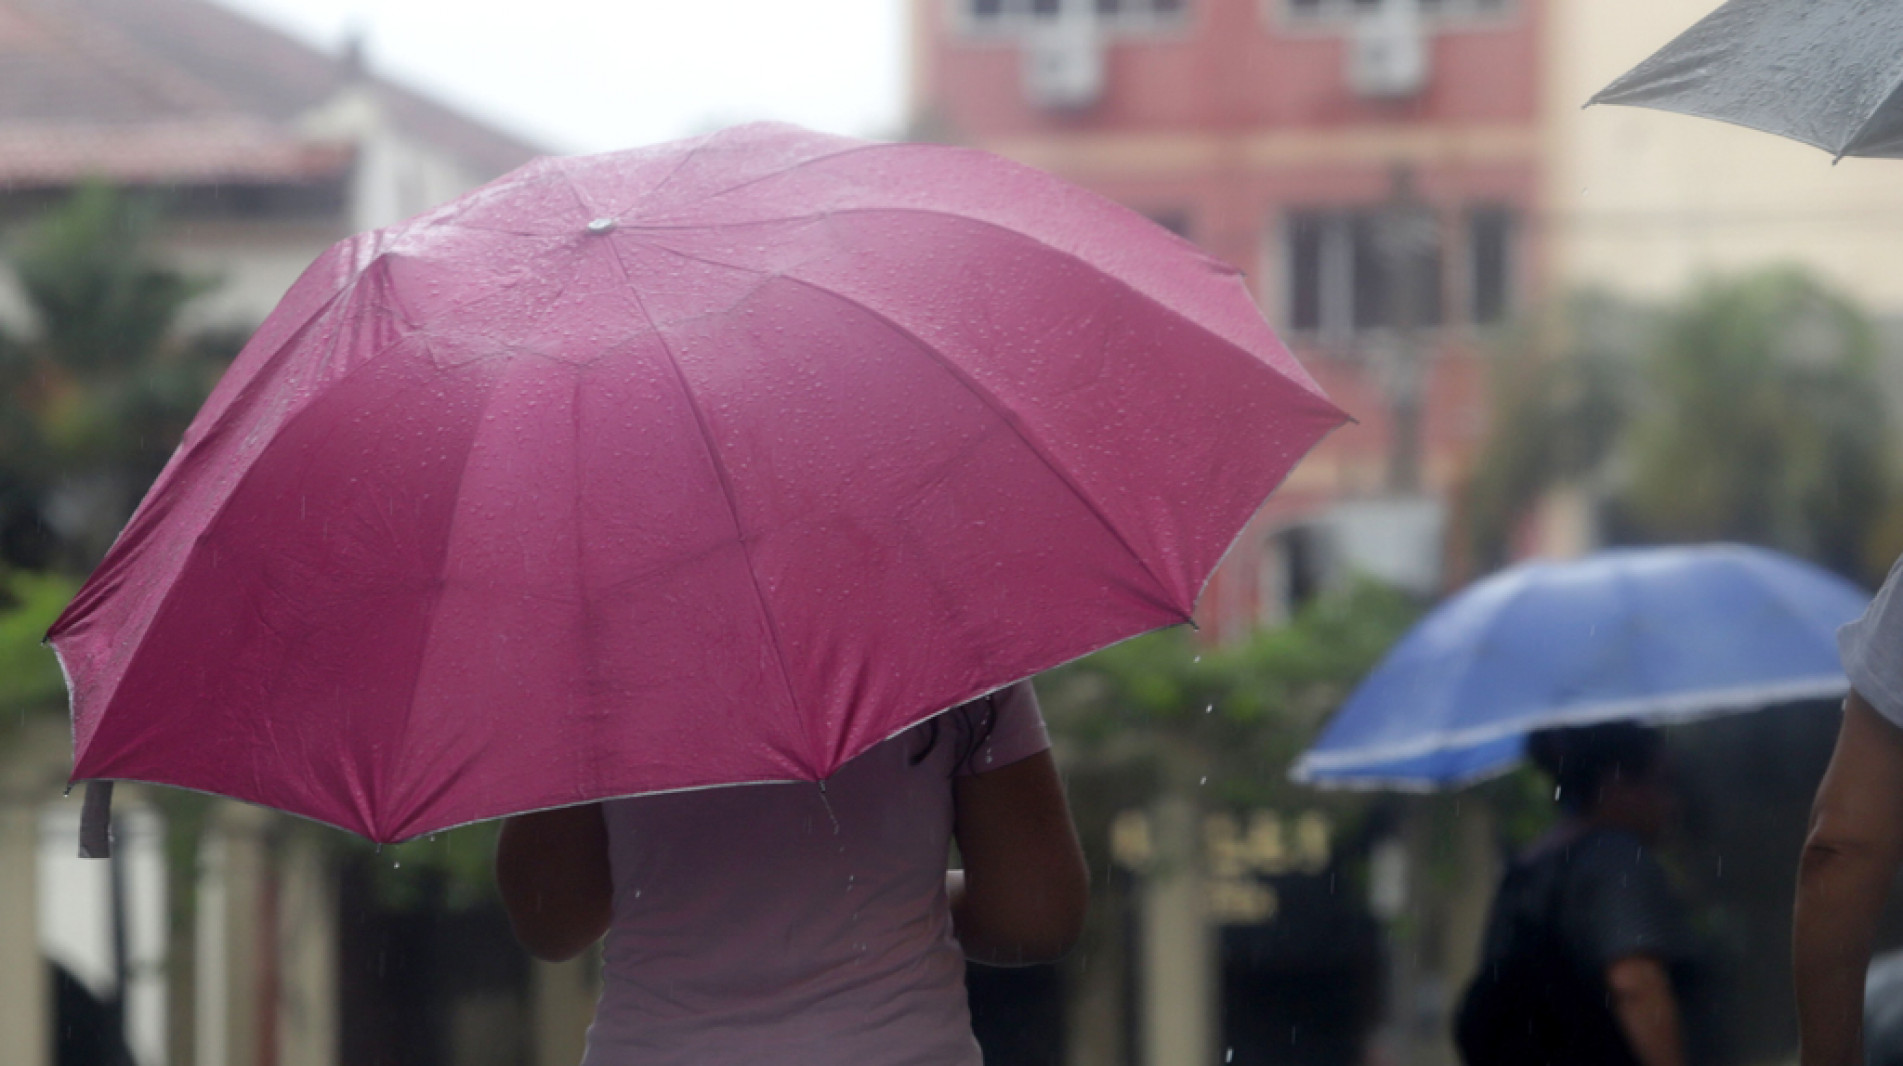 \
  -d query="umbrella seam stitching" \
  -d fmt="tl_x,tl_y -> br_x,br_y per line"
586,211 -> 820,774
75,303 -> 488,837
60,263 -> 419,830
639,140 -> 906,220
647,201 -> 1337,423
764,272 -> 1187,617
49,253 -> 364,646
377,282 -> 594,839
